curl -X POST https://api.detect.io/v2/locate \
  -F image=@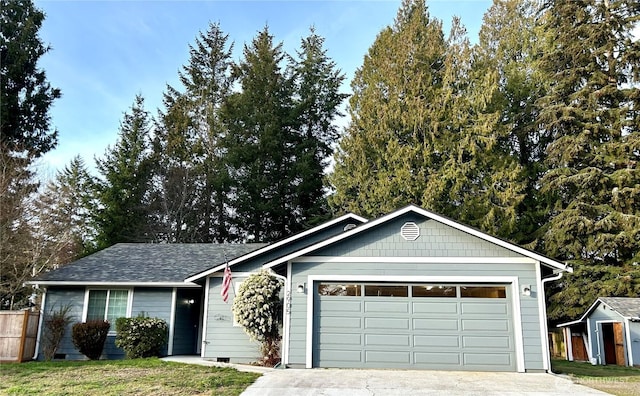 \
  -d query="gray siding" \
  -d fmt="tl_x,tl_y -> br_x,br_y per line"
315,216 -> 521,258
40,287 -> 85,360
131,287 -> 174,356
201,218 -> 360,362
630,322 -> 640,366
41,286 -> 177,360
288,261 -> 543,371
587,303 -> 624,363
203,277 -> 260,363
